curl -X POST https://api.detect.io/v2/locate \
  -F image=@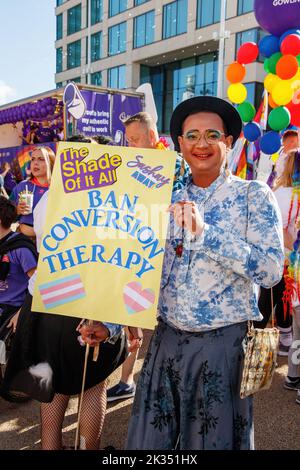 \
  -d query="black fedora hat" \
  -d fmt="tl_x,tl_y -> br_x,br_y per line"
170,96 -> 242,151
